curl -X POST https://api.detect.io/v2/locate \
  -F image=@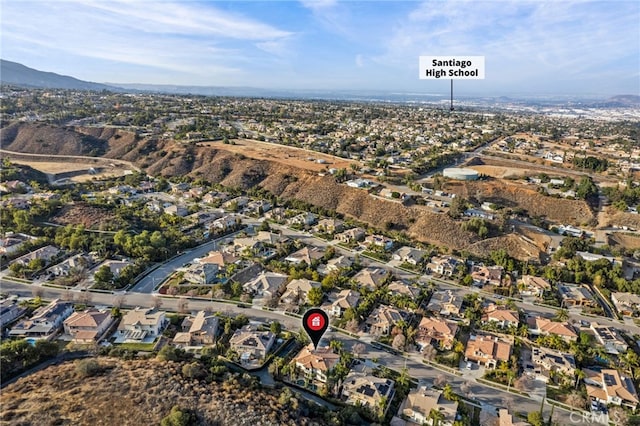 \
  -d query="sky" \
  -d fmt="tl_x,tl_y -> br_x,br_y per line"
1,0 -> 639,96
